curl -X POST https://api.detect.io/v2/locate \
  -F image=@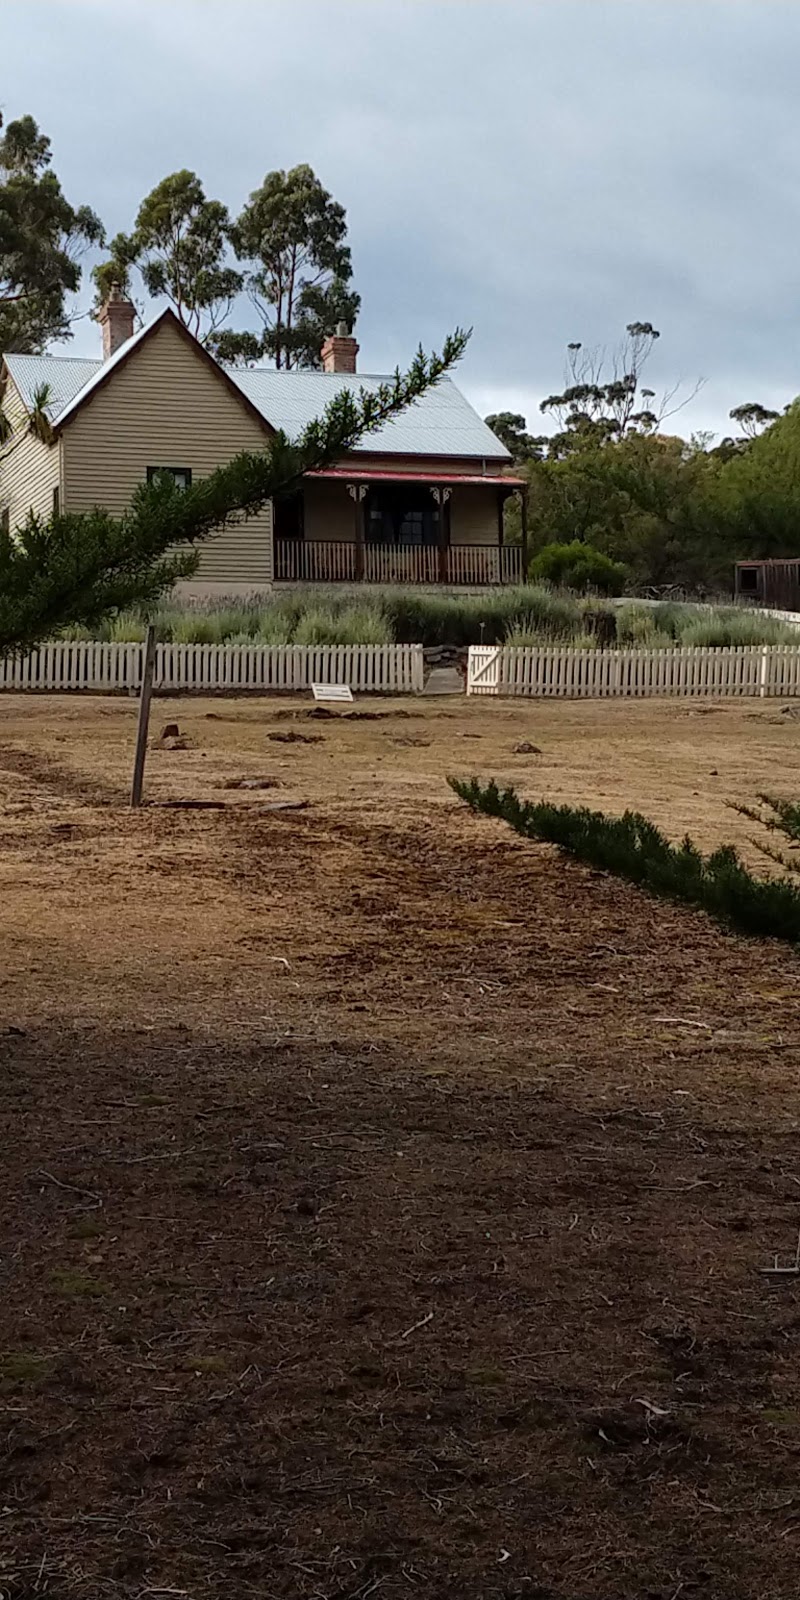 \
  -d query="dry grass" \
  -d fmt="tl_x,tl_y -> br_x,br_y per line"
1,691 -> 800,1597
